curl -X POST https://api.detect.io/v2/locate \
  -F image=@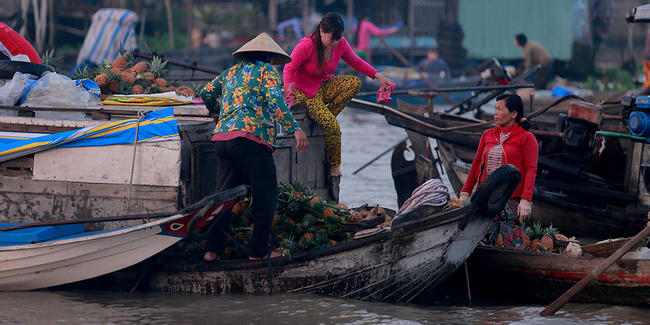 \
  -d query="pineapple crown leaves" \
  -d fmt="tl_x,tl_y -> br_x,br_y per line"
70,64 -> 96,80
148,55 -> 168,79
190,81 -> 207,93
168,79 -> 183,87
41,49 -> 64,73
